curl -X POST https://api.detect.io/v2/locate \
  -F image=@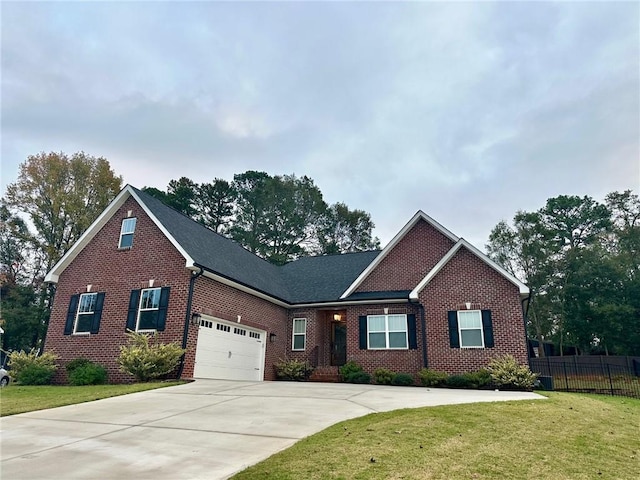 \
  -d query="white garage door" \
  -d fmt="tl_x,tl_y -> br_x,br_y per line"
193,317 -> 265,381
